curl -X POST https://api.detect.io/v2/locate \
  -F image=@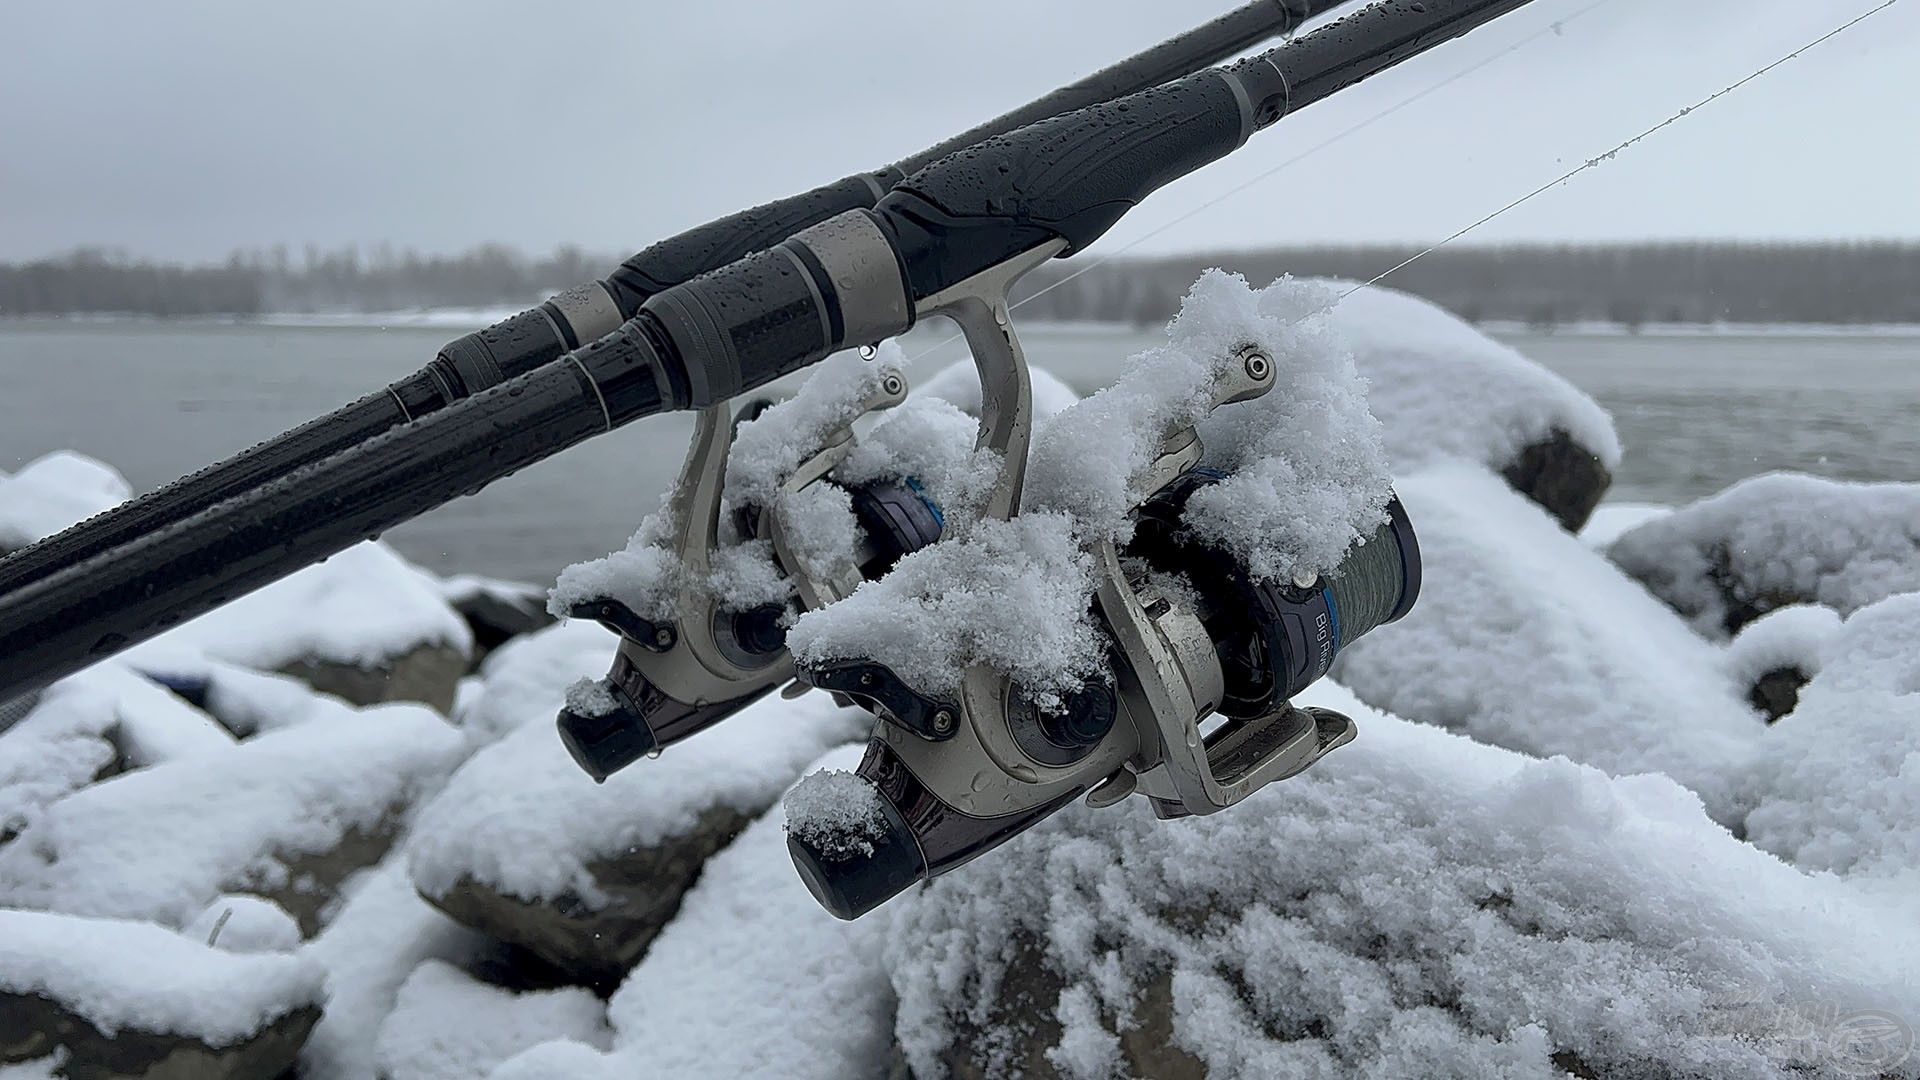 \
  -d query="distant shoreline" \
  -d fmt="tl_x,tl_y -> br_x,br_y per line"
9,310 -> 1920,339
